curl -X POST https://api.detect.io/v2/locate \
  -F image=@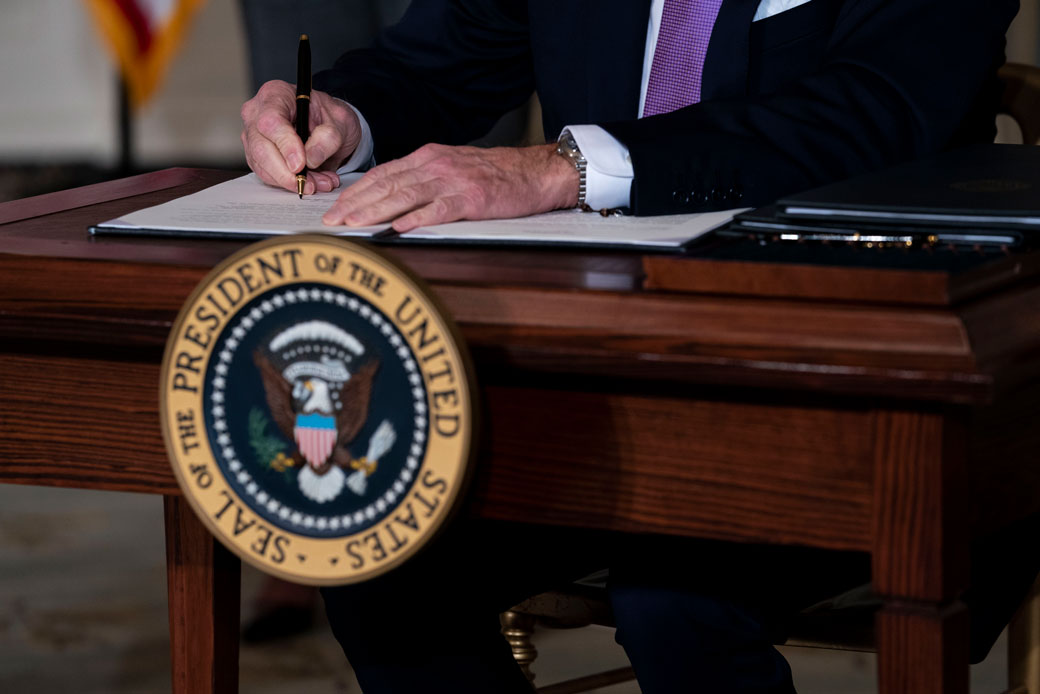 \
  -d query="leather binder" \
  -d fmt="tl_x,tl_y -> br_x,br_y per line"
777,144 -> 1040,232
